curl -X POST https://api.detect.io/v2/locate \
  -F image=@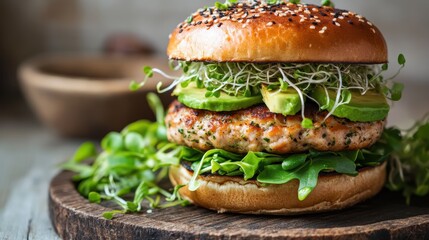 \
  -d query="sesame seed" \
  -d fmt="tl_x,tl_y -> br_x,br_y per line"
367,21 -> 373,26
335,22 -> 341,27
310,25 -> 316,29
179,29 -> 183,33
319,29 -> 325,34
218,22 -> 223,27
371,28 -> 376,33
267,21 -> 274,26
